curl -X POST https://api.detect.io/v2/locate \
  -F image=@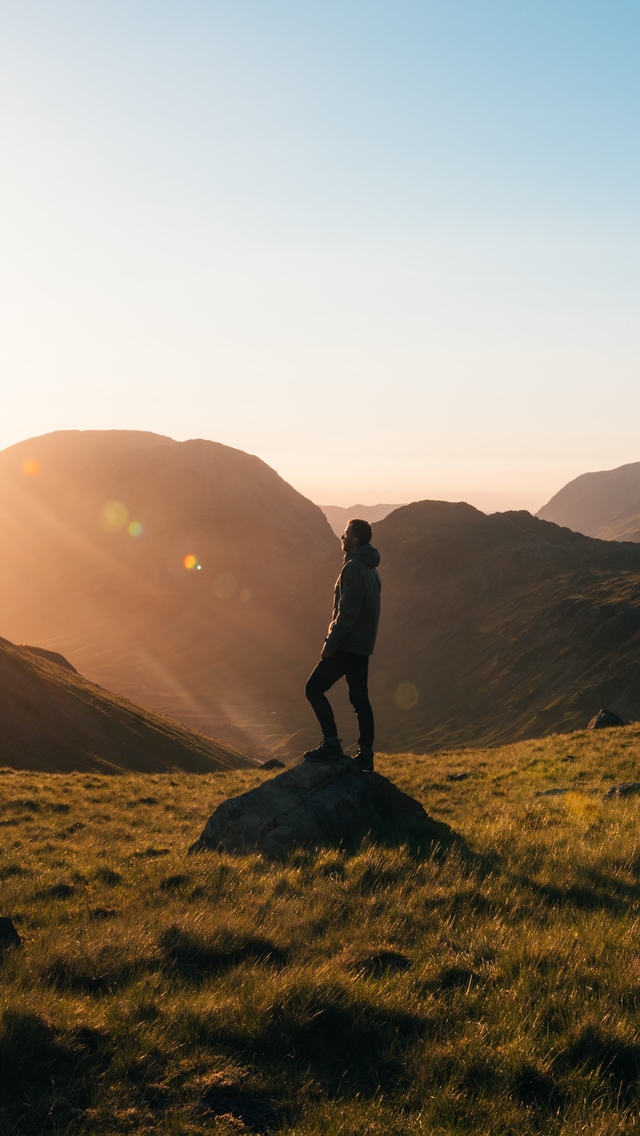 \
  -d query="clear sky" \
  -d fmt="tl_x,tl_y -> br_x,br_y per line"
1,1 -> 638,511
